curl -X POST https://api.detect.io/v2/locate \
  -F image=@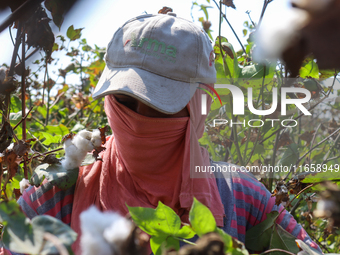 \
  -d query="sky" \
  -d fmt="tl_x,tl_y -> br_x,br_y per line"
0,0 -> 292,67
